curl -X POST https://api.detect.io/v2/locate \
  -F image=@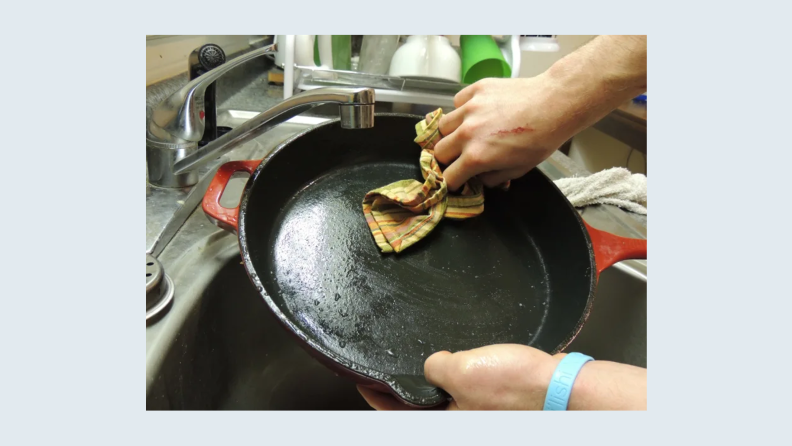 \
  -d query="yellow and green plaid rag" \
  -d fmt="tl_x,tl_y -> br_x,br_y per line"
362,108 -> 493,253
